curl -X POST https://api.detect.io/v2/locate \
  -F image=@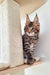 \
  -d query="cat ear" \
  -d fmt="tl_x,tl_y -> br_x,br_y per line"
33,14 -> 40,31
26,14 -> 30,25
33,14 -> 39,24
